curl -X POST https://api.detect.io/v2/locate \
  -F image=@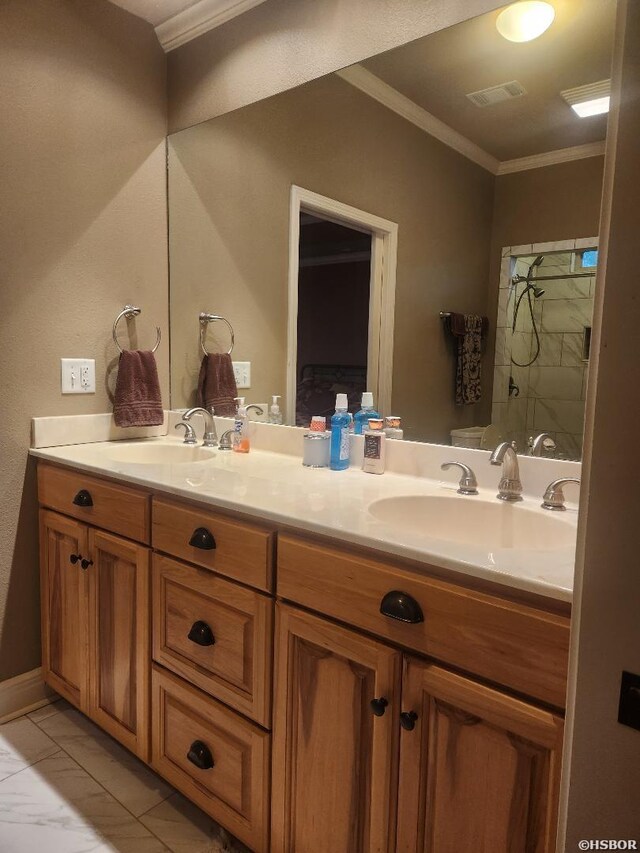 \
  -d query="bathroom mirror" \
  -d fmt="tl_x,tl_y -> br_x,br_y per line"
168,0 -> 613,459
